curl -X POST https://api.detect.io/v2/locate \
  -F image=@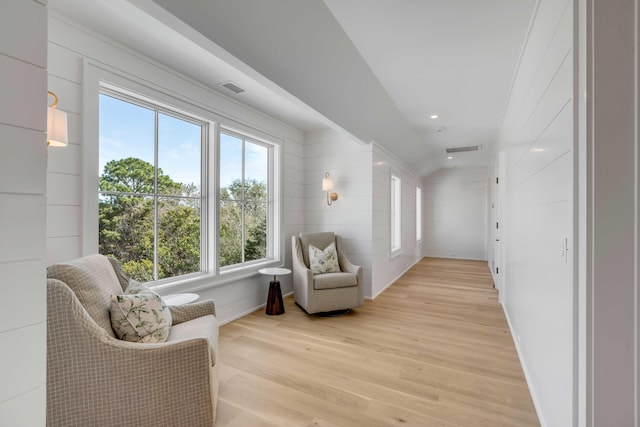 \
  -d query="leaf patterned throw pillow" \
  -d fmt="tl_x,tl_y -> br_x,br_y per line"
110,287 -> 172,343
309,241 -> 341,275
